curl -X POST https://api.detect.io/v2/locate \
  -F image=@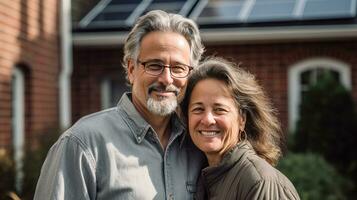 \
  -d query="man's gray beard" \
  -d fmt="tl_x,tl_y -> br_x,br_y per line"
147,96 -> 177,116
